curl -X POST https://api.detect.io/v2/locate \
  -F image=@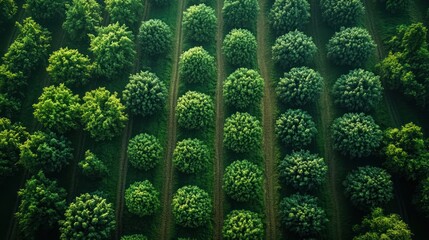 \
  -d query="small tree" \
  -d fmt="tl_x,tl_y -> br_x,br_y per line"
327,27 -> 376,66
183,4 -> 217,42
63,0 -> 102,42
269,0 -> 310,35
0,0 -> 17,23
81,88 -> 128,141
105,0 -> 143,28
279,151 -> 327,191
138,19 -> 172,56
127,133 -> 162,171
224,112 -> 262,153
333,69 -> 383,112
173,138 -> 210,174
179,46 -> 215,84
275,109 -> 317,149
222,0 -> 259,29
276,67 -> 323,107
385,0 -> 408,14
24,0 -> 67,21
222,210 -> 264,239
176,91 -> 214,129
320,0 -> 364,29
20,131 -> 73,173
222,29 -> 257,67
272,30 -> 317,69
16,171 -> 67,239
343,166 -> 394,209
59,193 -> 116,239
125,180 -> 160,217
122,71 -> 167,117
223,160 -> 262,202
280,194 -> 328,236
417,177 -> 429,217
223,68 -> 264,109
332,113 -> 382,158
172,185 -> 212,228
78,150 -> 108,178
